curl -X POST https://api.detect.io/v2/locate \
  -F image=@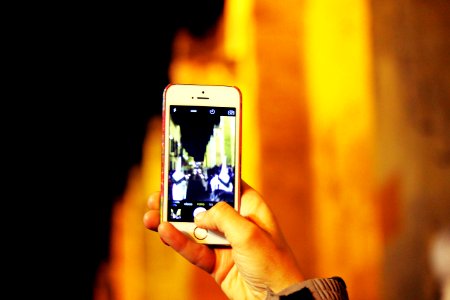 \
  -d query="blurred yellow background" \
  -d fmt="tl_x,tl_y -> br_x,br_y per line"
95,0 -> 450,299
